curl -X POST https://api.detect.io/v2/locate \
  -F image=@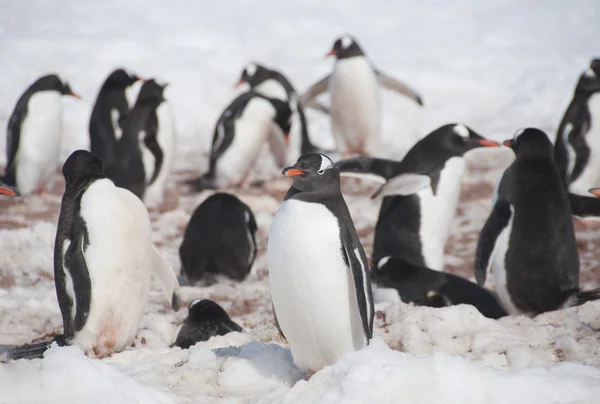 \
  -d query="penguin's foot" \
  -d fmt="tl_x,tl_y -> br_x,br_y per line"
303,370 -> 316,380
185,175 -> 217,192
